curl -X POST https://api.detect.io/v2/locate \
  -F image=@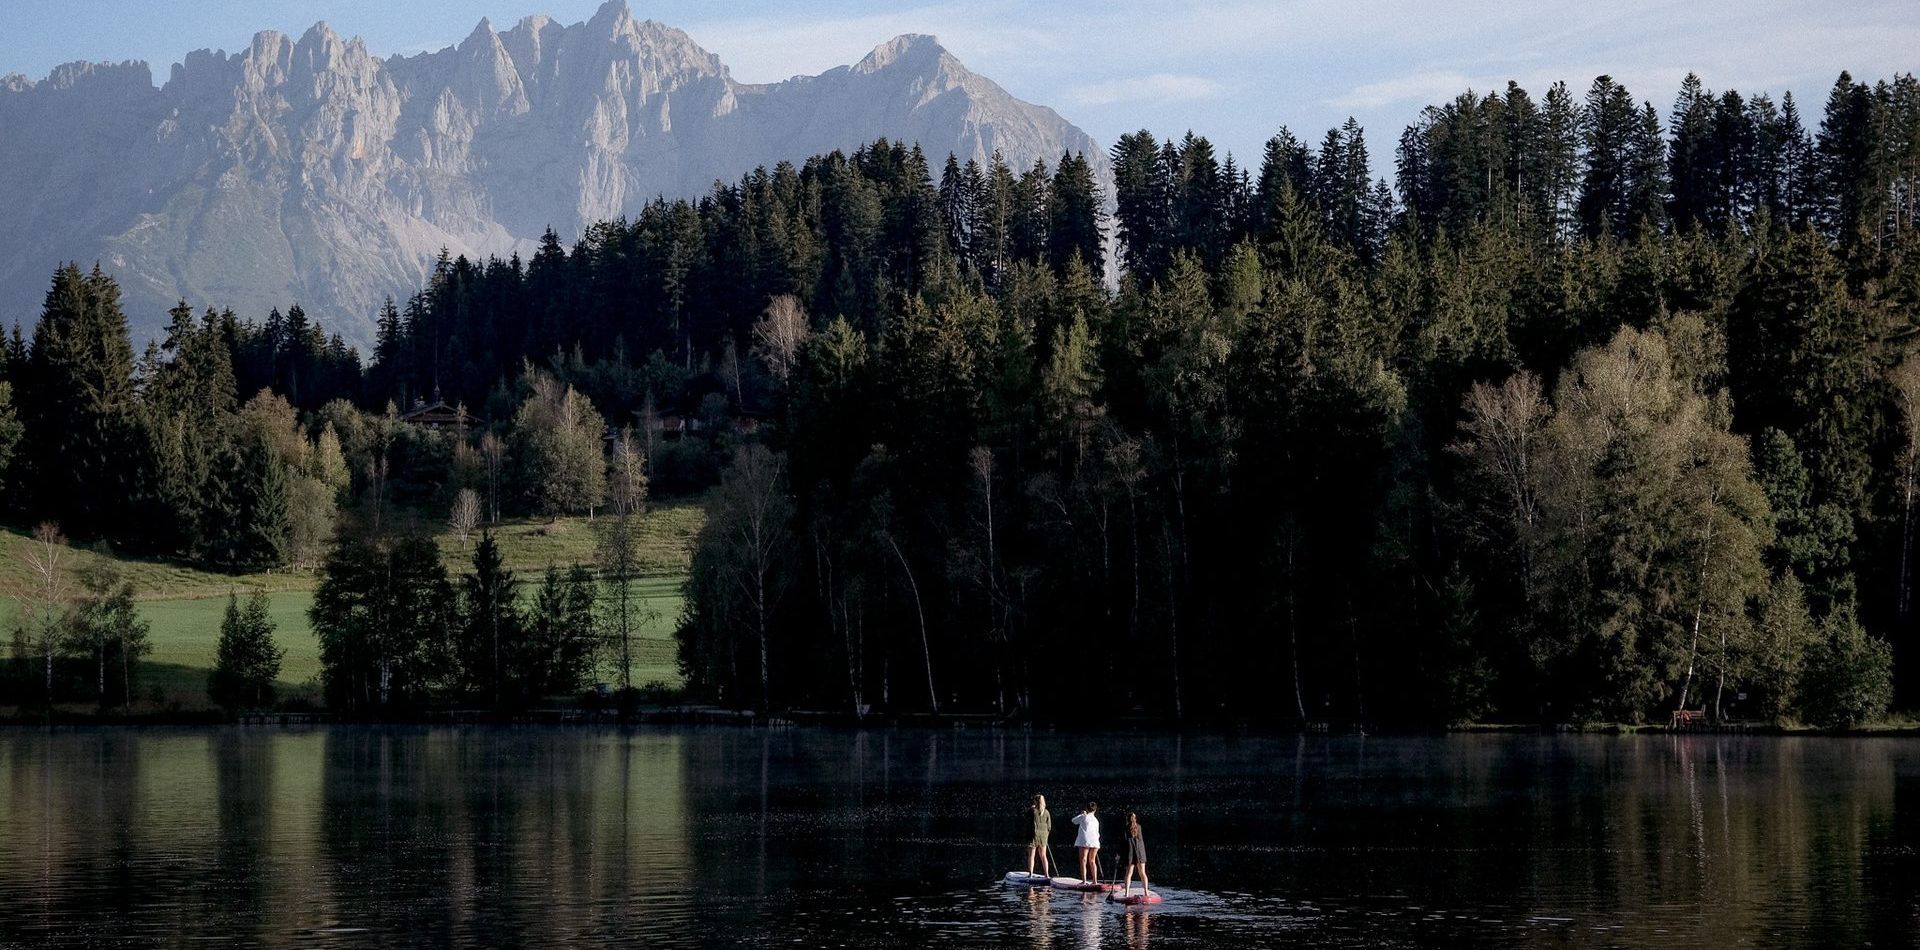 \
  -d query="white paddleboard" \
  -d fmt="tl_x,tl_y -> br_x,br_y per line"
1002,871 -> 1052,886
